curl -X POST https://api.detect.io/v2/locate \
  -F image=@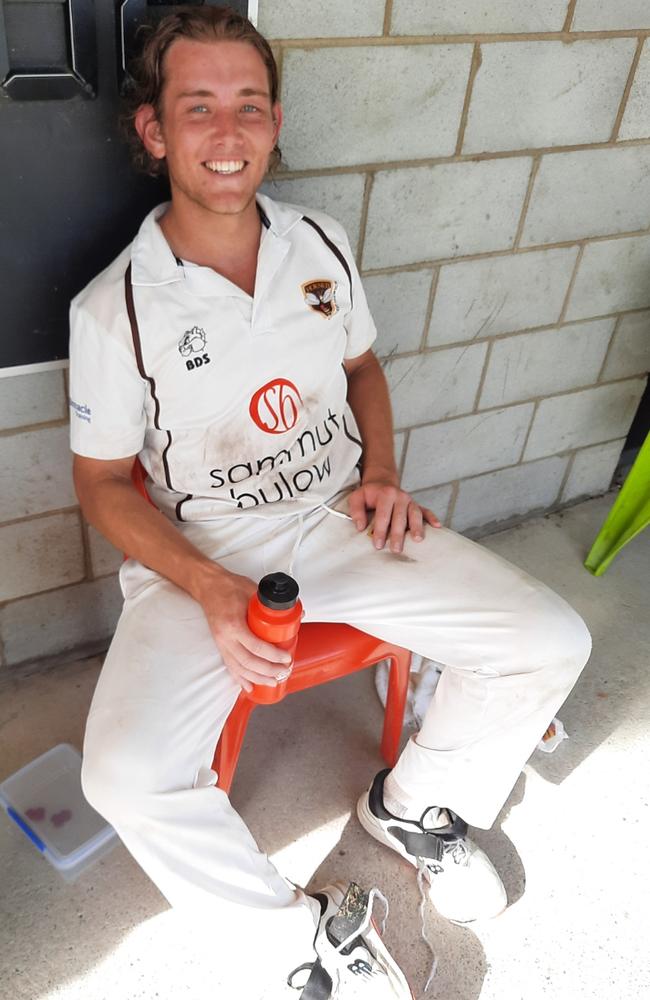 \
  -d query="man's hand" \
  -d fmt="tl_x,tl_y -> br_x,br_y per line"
195,569 -> 292,693
347,472 -> 441,554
